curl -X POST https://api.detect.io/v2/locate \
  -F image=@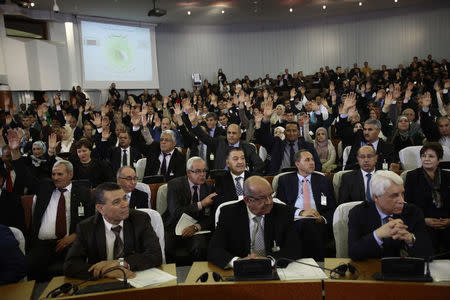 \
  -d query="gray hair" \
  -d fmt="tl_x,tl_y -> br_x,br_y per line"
370,170 -> 403,198
186,156 -> 205,171
364,119 -> 381,130
161,130 -> 176,143
116,166 -> 135,179
53,159 -> 73,174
